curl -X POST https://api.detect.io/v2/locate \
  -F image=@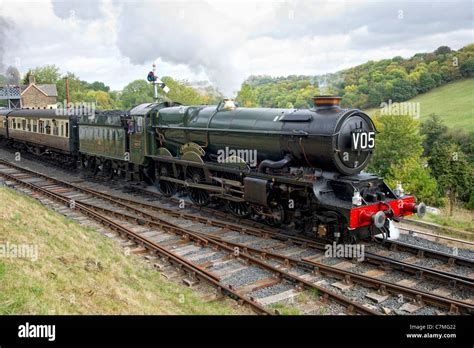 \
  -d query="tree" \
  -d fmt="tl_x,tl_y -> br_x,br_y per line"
367,114 -> 424,178
367,87 -> 383,106
429,143 -> 472,215
367,114 -> 442,205
445,128 -> 474,164
435,46 -> 452,55
23,65 -> 61,84
85,81 -> 110,92
83,90 -> 115,110
391,79 -> 417,101
460,57 -> 474,77
120,80 -> 154,109
467,191 -> 474,210
386,157 -> 440,206
161,77 -> 207,105
417,72 -> 436,93
420,114 -> 448,157
420,114 -> 474,164
56,72 -> 84,103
